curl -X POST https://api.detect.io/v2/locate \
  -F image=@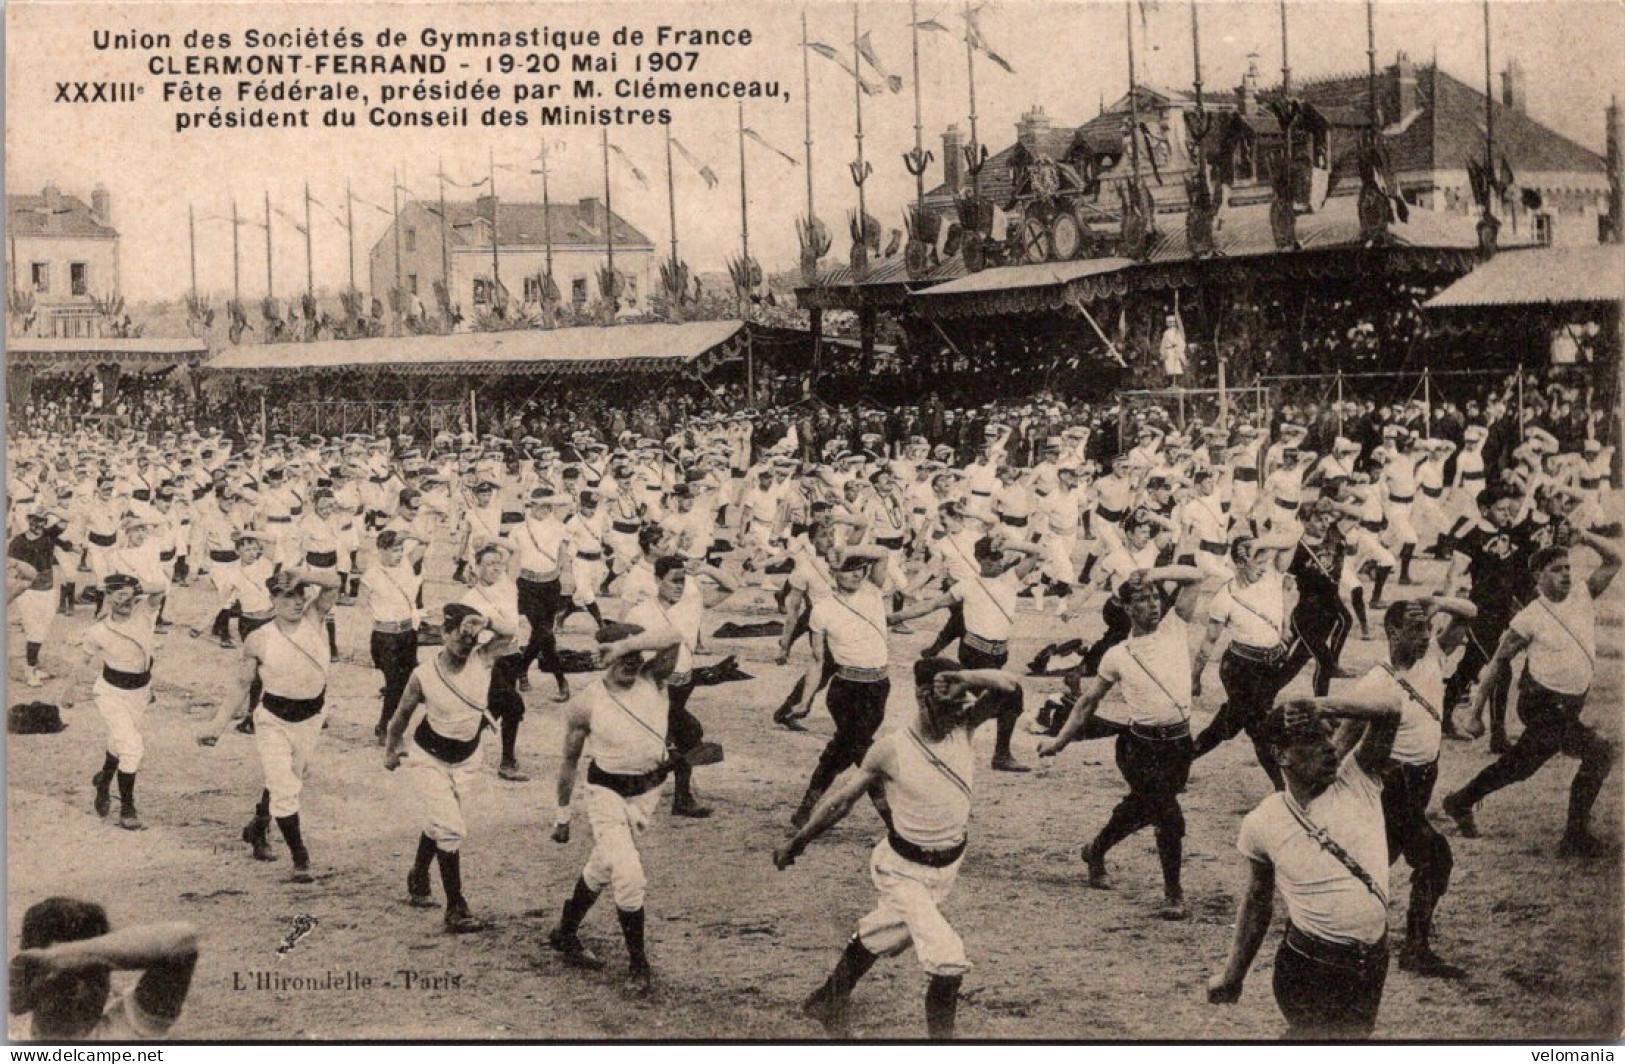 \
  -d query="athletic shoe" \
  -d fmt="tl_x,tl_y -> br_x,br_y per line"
548,928 -> 606,970
1557,831 -> 1606,859
92,772 -> 112,818
1081,841 -> 1112,889
623,964 -> 654,999
1398,945 -> 1467,979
